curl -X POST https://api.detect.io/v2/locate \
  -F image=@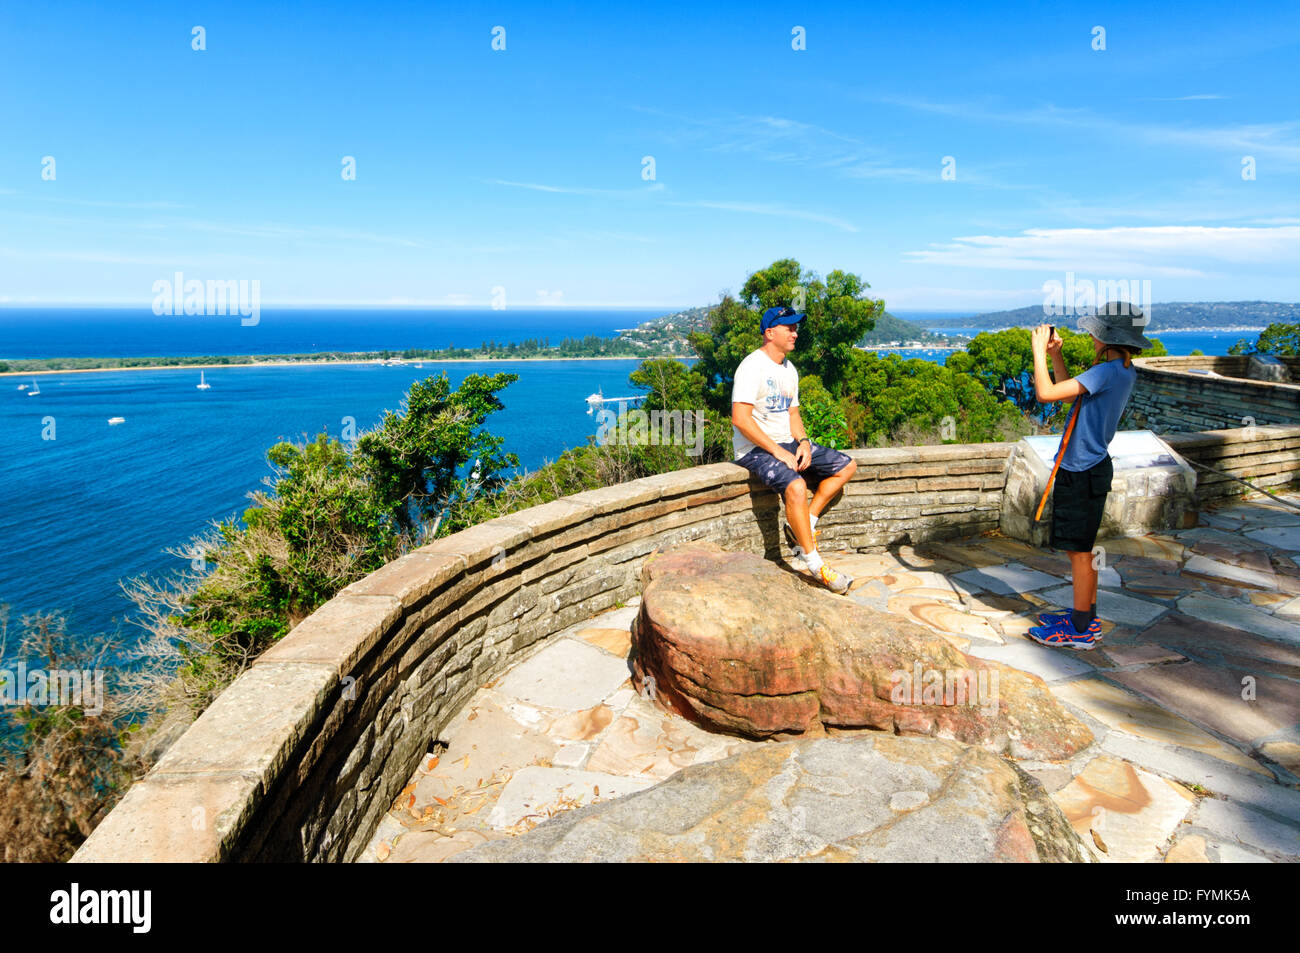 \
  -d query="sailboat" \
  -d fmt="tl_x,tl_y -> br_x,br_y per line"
197,370 -> 211,390
27,379 -> 39,396
585,386 -> 603,414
